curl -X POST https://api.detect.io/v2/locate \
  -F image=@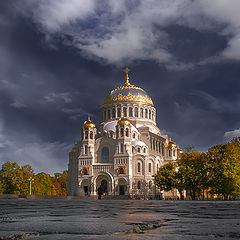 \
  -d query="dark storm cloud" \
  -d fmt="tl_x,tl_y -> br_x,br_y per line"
0,0 -> 240,173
